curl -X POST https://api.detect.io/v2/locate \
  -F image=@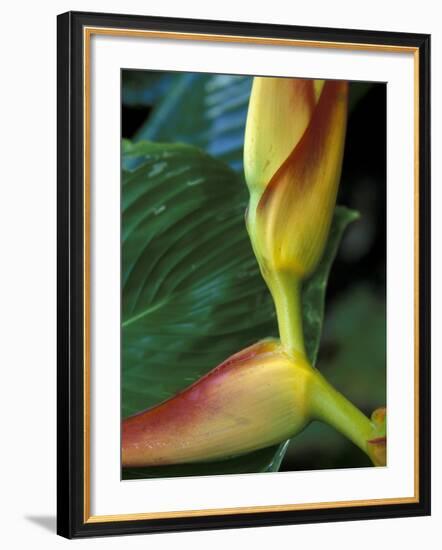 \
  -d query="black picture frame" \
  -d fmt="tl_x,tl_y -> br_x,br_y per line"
57,10 -> 431,539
